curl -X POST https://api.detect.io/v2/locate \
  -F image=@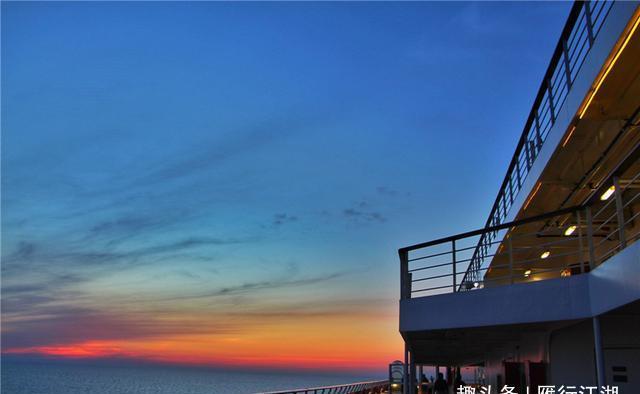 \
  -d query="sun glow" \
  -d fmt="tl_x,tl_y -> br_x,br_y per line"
3,311 -> 402,372
4,341 -> 127,358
